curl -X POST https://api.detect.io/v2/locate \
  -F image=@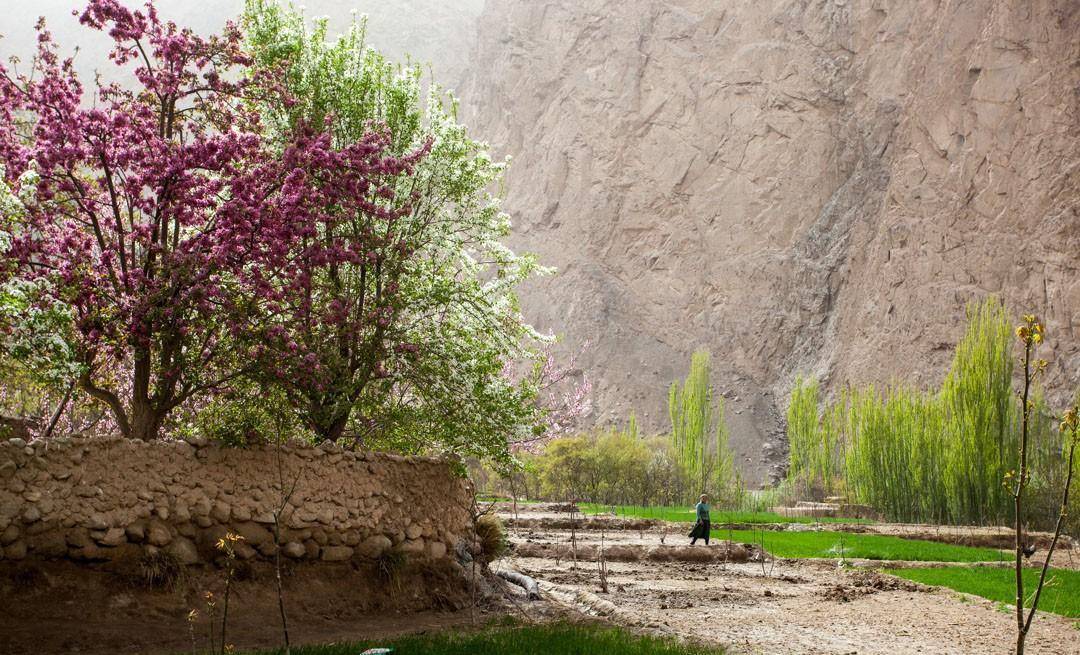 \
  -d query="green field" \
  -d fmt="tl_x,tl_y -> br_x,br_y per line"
248,622 -> 726,655
887,566 -> 1080,618
578,504 -> 1004,561
578,503 -> 873,525
719,529 -> 1007,562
